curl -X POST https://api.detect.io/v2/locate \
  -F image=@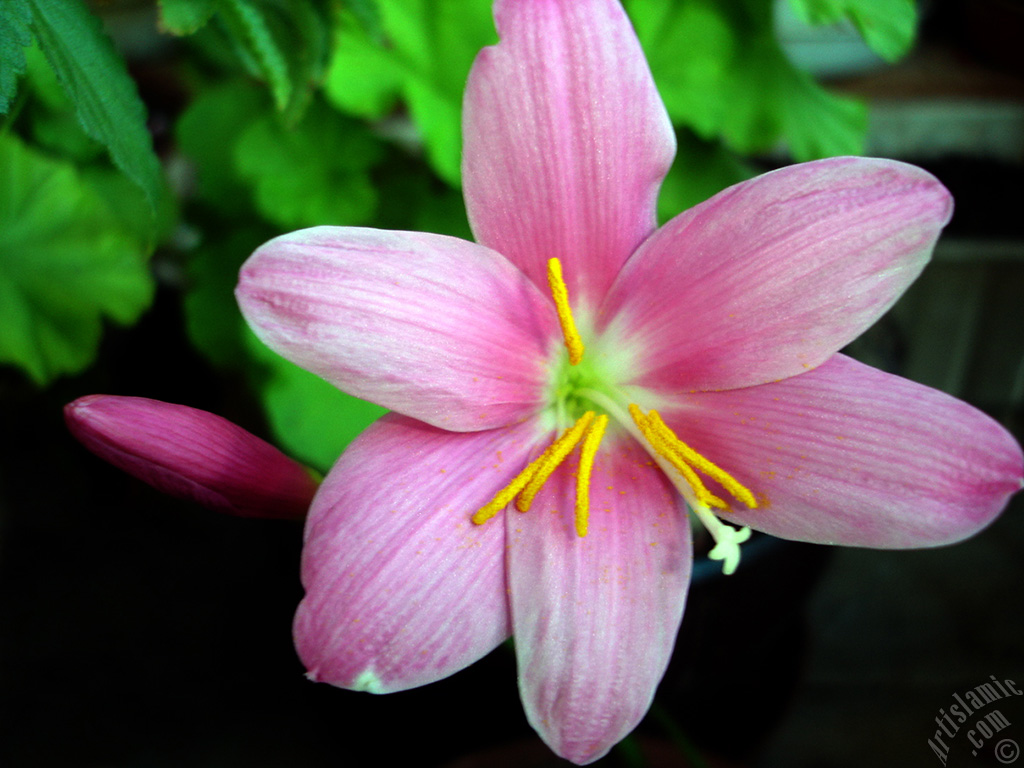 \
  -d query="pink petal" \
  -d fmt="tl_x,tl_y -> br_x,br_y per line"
64,395 -> 316,520
237,226 -> 558,432
660,355 -> 1023,547
462,0 -> 675,310
601,157 -> 954,392
506,436 -> 691,765
294,413 -> 547,693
